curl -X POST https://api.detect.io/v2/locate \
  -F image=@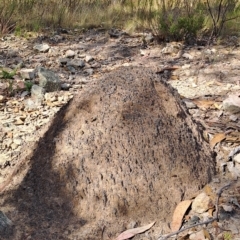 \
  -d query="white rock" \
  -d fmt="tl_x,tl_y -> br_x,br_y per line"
85,55 -> 94,63
65,50 -> 75,58
13,138 -> 22,145
20,69 -> 35,80
0,95 -> 6,103
182,53 -> 194,60
192,192 -> 211,213
33,43 -> 50,53
233,153 -> 240,163
223,95 -> 240,114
